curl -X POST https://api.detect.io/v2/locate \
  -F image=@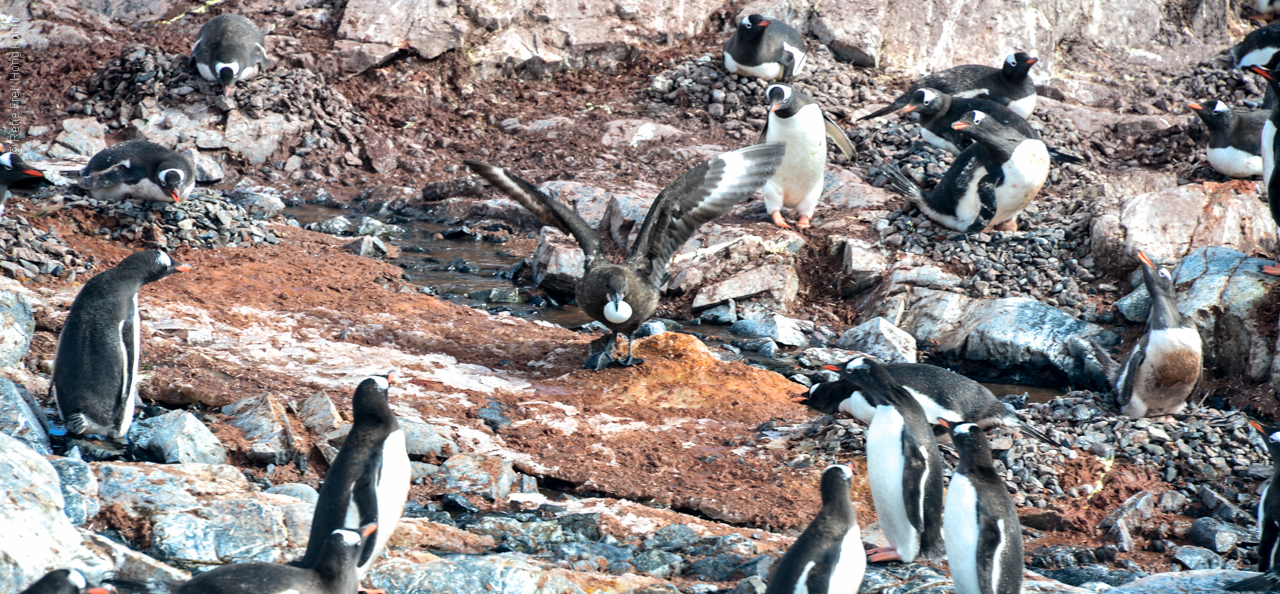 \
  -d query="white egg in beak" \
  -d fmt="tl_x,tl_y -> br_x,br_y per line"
604,300 -> 632,324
